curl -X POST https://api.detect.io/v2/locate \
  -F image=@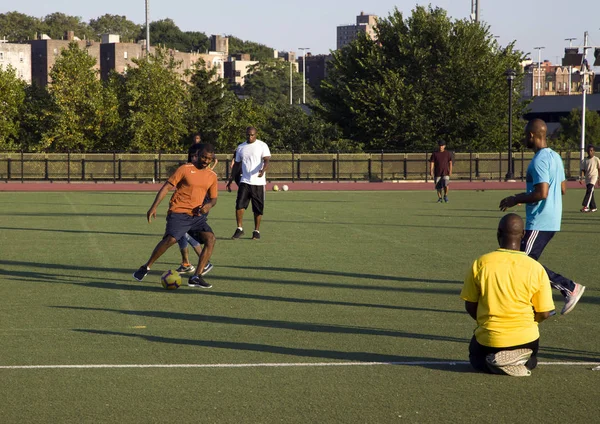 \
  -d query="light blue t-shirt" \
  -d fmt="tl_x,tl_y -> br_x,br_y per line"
525,148 -> 565,231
